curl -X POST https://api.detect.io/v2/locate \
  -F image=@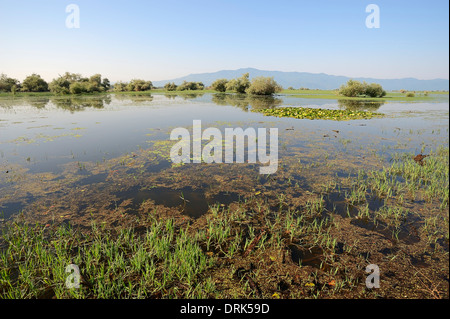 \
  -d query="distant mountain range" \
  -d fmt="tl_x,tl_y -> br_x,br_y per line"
152,68 -> 449,91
